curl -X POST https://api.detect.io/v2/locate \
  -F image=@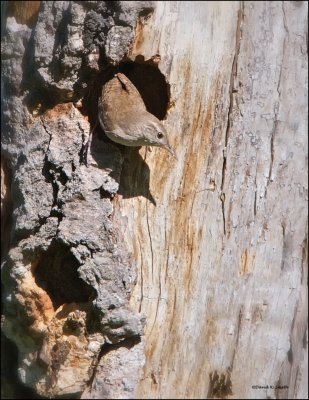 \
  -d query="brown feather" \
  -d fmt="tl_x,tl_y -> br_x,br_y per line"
99,73 -> 146,133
